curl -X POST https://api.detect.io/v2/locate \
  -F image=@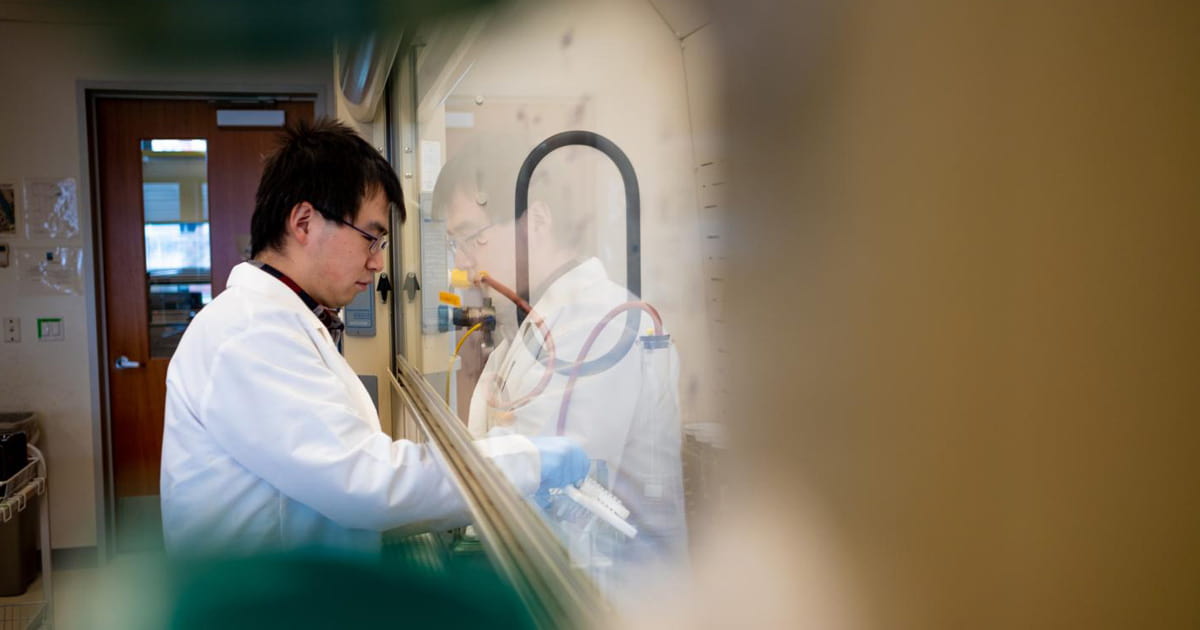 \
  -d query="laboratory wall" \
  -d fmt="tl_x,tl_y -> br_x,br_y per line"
0,16 -> 331,551
653,1 -> 1200,629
